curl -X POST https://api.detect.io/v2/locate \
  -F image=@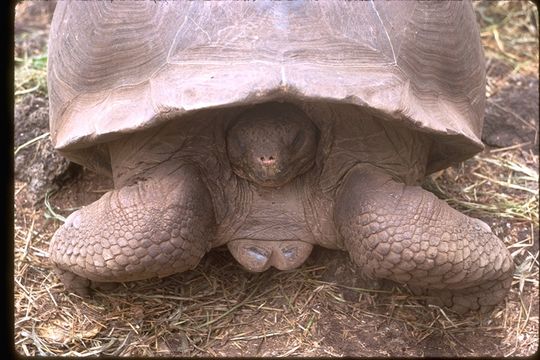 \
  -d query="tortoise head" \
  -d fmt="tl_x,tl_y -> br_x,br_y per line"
226,102 -> 319,188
